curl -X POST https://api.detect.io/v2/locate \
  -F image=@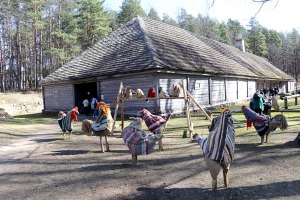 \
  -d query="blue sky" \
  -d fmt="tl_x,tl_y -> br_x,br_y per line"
103,0 -> 300,33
